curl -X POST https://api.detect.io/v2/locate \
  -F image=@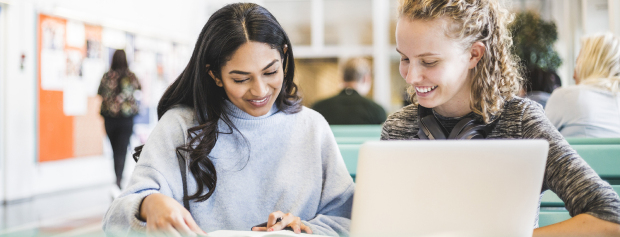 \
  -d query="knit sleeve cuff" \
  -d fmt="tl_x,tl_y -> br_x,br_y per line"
130,191 -> 158,230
